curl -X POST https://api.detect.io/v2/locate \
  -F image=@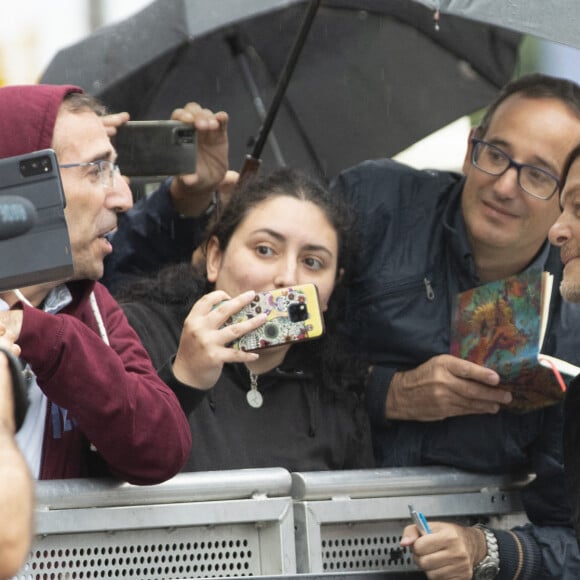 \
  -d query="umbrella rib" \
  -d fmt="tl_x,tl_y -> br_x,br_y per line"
135,43 -> 192,119
227,32 -> 287,168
